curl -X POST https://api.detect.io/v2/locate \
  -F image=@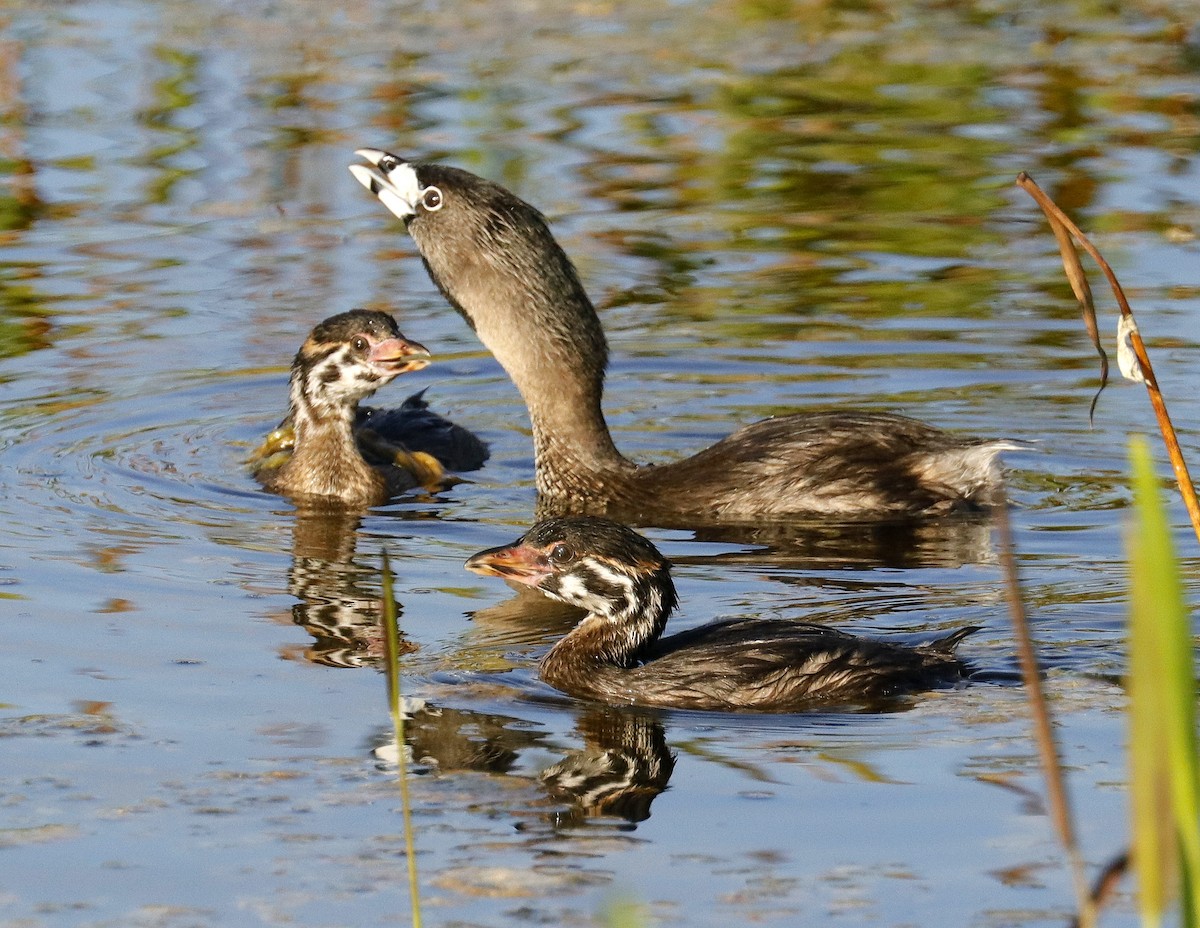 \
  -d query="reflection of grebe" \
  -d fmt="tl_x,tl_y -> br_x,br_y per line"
353,149 -> 1016,521
541,707 -> 674,826
370,703 -> 673,827
282,508 -> 414,669
401,704 -> 546,775
253,309 -> 486,506
467,517 -> 976,712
